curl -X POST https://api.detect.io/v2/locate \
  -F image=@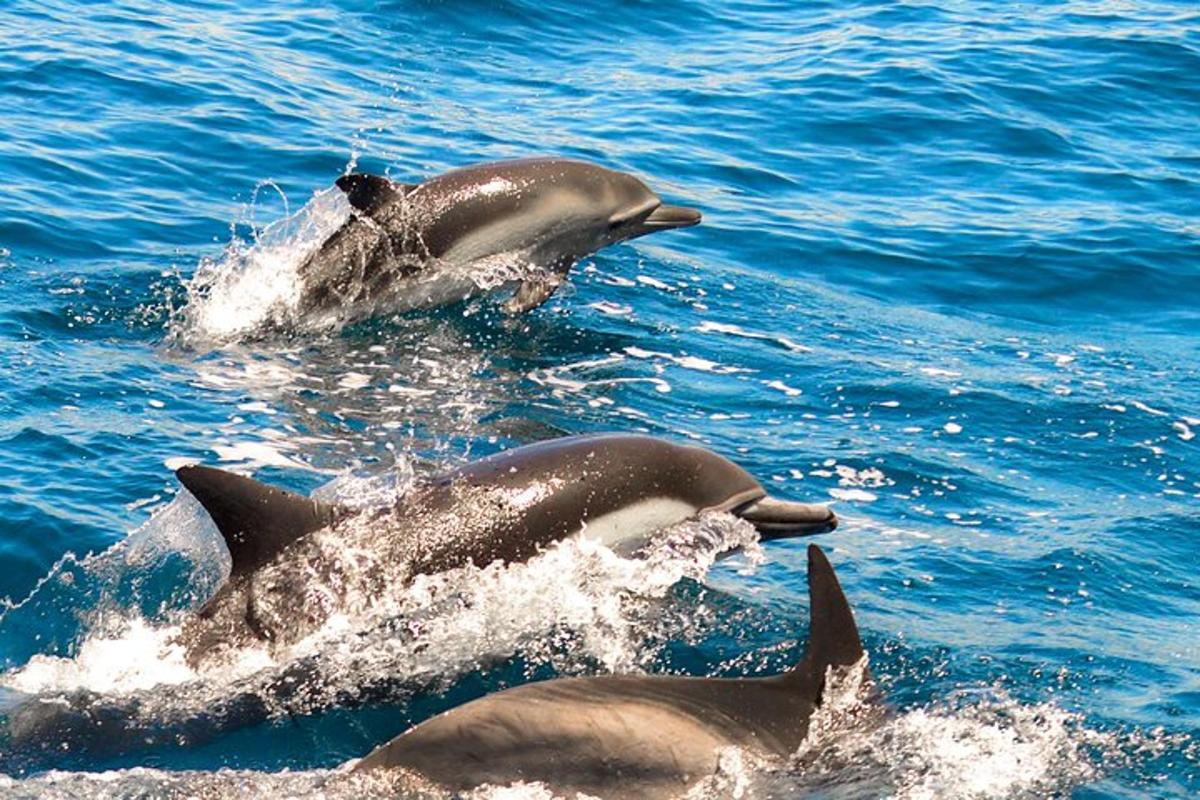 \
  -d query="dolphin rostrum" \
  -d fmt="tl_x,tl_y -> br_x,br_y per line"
176,434 -> 834,667
353,544 -> 870,799
295,157 -> 701,322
